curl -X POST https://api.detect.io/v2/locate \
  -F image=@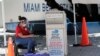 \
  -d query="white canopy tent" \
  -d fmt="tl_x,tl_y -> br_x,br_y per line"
72,0 -> 100,45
